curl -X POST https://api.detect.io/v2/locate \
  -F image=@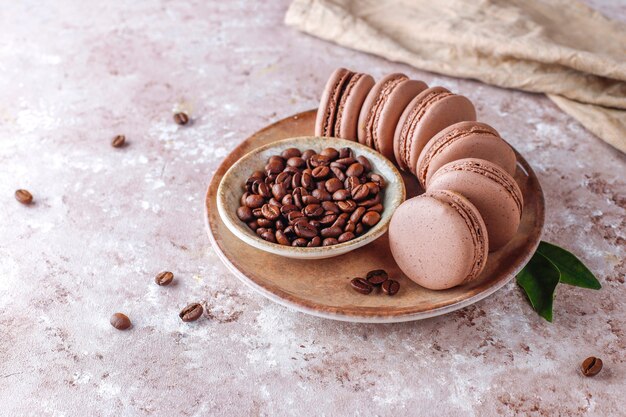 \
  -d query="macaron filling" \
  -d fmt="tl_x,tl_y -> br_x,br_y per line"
418,125 -> 499,184
321,70 -> 355,137
364,75 -> 408,150
398,90 -> 453,171
333,73 -> 363,138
